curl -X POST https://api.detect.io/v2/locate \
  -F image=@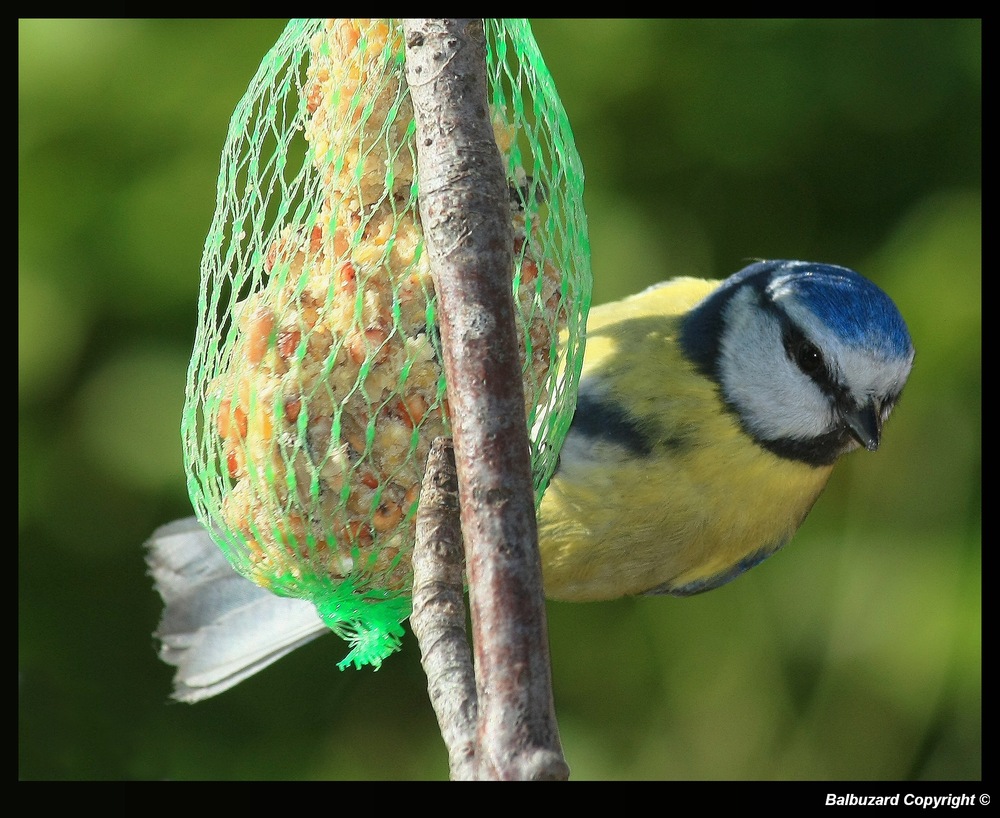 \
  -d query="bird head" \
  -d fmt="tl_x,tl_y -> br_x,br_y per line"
681,260 -> 915,466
